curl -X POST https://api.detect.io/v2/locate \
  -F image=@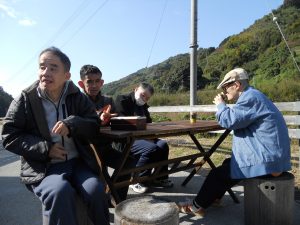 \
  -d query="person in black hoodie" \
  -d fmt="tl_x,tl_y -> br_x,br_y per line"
115,82 -> 173,193
1,47 -> 109,225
